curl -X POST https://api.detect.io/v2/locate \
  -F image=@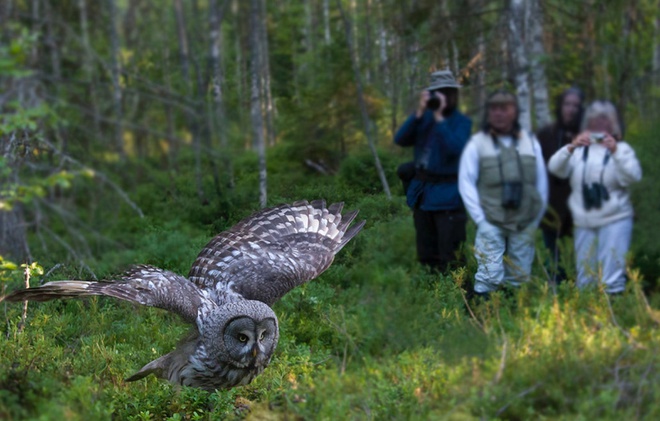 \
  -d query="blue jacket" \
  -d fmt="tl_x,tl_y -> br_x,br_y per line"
394,110 -> 472,211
